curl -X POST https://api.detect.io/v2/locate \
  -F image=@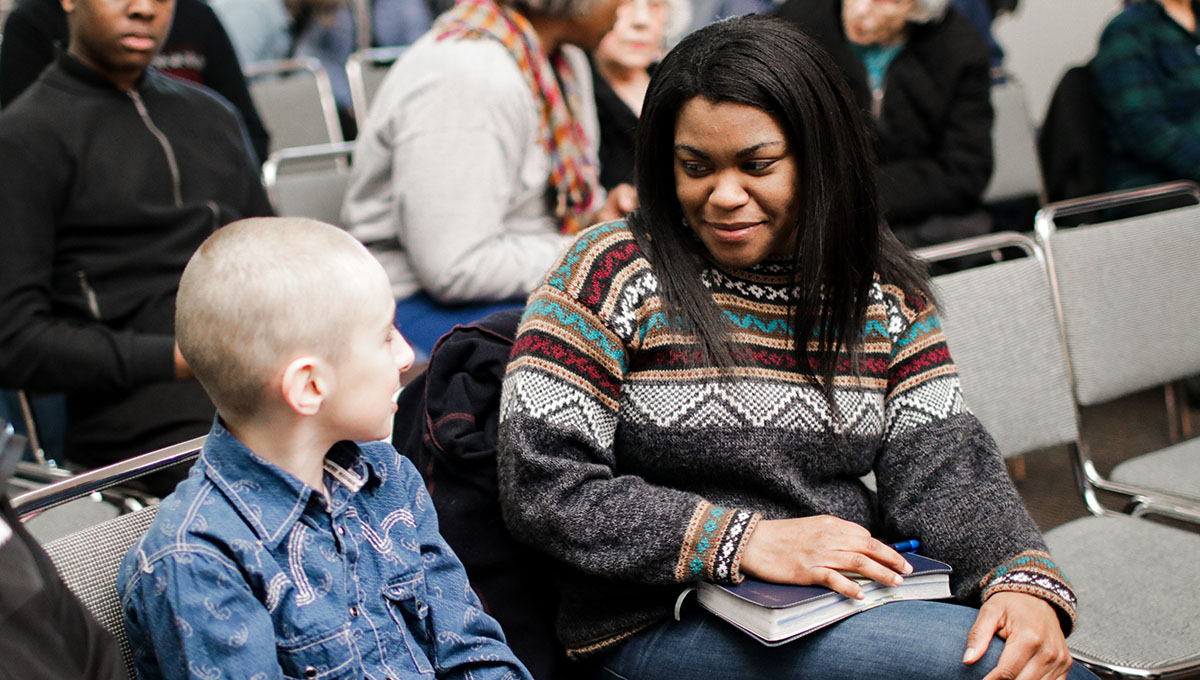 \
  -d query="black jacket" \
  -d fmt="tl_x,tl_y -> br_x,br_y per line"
0,55 -> 273,469
775,0 -> 994,227
0,0 -> 271,163
393,309 -> 572,680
